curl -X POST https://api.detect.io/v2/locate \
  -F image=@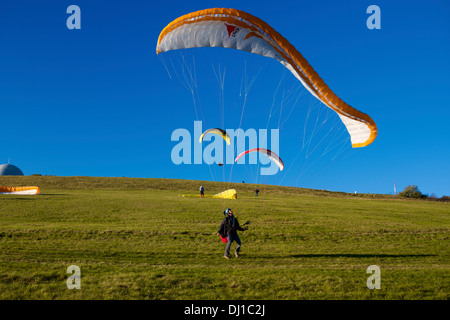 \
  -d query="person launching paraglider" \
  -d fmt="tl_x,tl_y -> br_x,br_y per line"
217,208 -> 248,259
